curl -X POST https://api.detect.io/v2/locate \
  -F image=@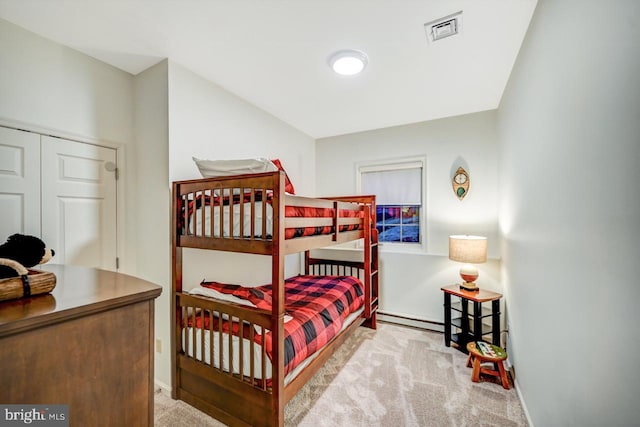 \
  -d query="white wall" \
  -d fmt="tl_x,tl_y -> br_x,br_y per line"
167,61 -> 315,190
497,1 -> 640,425
316,111 -> 501,325
133,60 -> 171,387
0,18 -> 133,145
